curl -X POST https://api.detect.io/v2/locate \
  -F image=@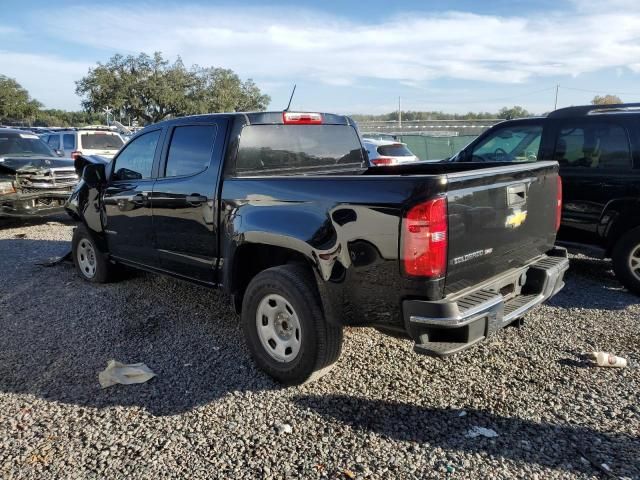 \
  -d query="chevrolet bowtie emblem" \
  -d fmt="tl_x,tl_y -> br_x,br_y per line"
505,209 -> 527,228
